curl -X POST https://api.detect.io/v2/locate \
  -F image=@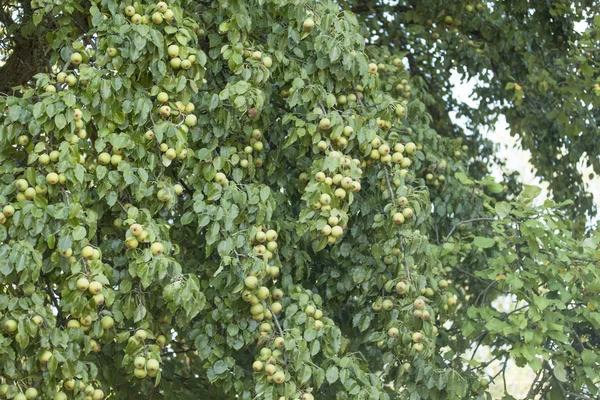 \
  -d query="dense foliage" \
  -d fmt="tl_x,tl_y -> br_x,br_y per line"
0,0 -> 599,399
348,0 -> 600,228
